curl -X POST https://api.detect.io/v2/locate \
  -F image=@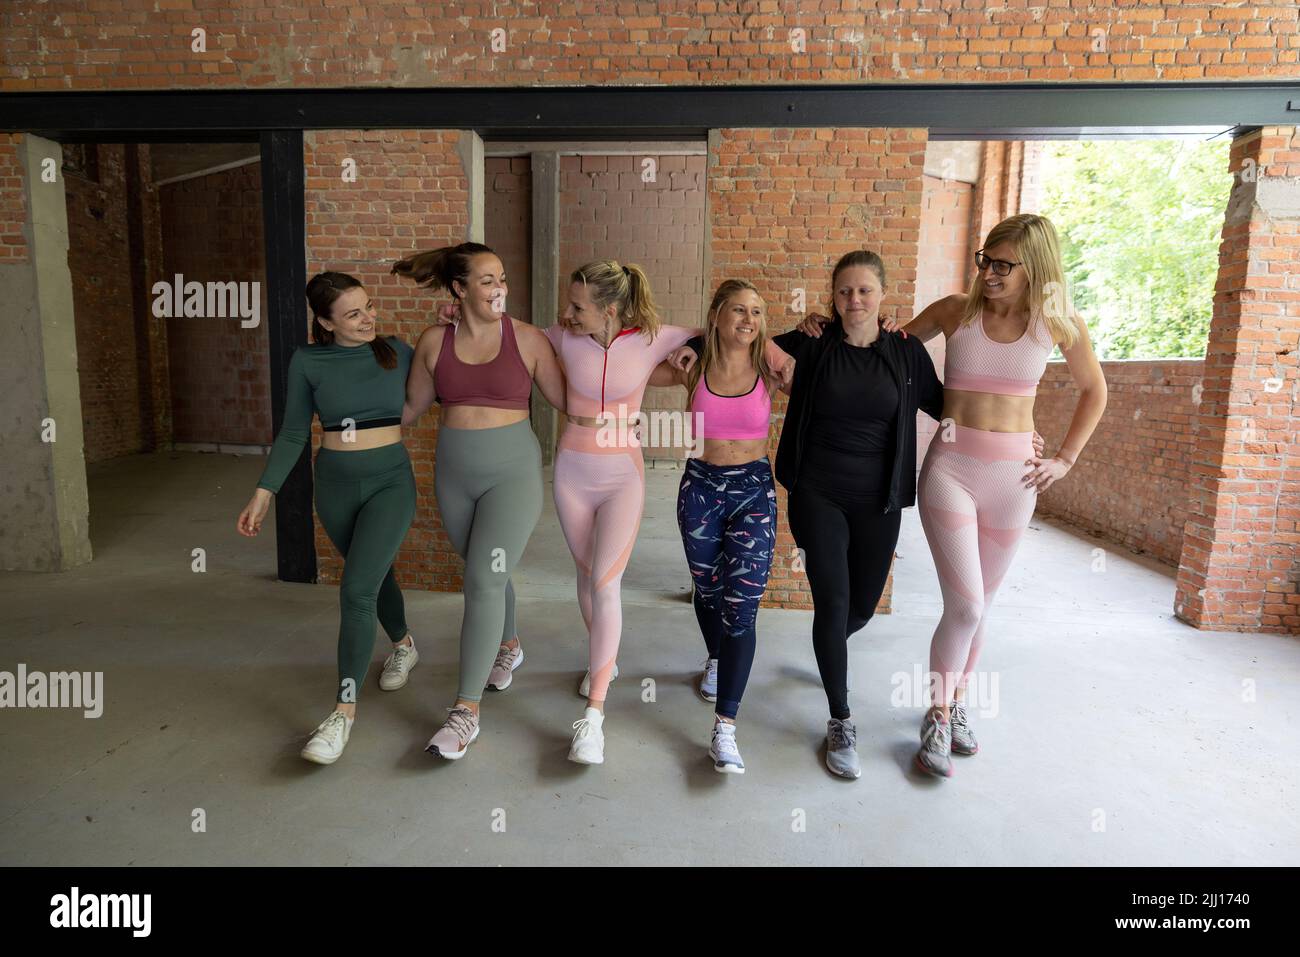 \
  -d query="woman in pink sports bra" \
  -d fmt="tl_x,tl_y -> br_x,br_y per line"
798,218 -> 1105,778
889,214 -> 1108,777
648,278 -> 792,774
